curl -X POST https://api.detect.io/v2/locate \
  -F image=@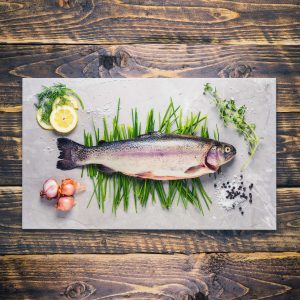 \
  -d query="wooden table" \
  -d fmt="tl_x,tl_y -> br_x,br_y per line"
0,1 -> 299,299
